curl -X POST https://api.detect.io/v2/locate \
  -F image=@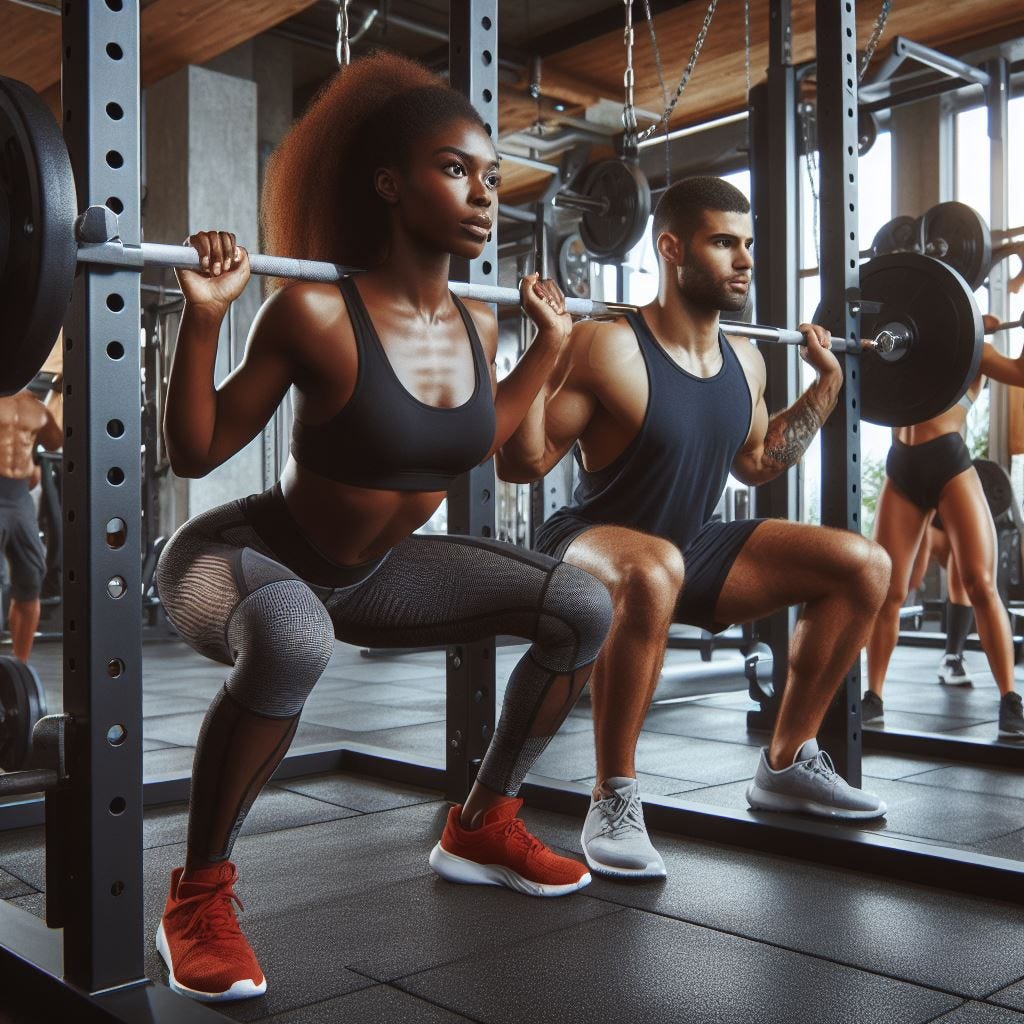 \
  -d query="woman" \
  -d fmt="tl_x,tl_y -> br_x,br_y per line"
864,314 -> 1024,740
155,52 -> 613,1003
